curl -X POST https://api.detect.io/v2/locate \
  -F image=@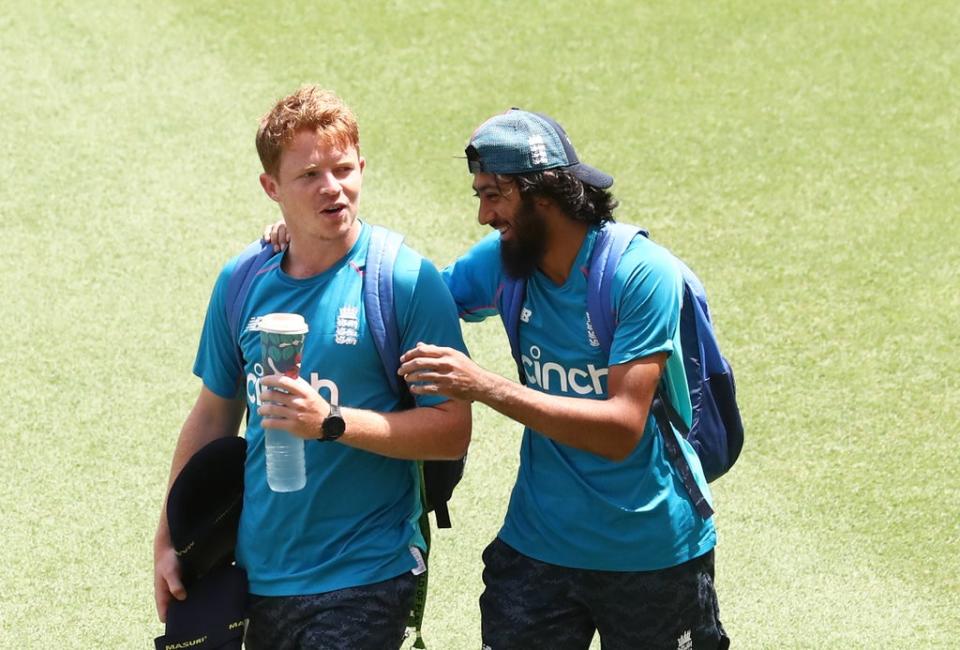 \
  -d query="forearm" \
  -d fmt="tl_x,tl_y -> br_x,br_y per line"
478,371 -> 645,460
337,401 -> 471,460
